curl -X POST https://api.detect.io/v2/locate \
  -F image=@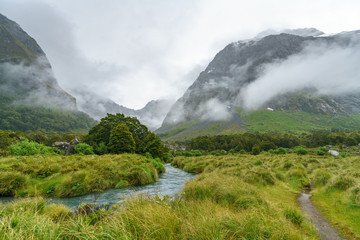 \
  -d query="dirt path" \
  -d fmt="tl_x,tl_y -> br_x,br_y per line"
298,190 -> 343,240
